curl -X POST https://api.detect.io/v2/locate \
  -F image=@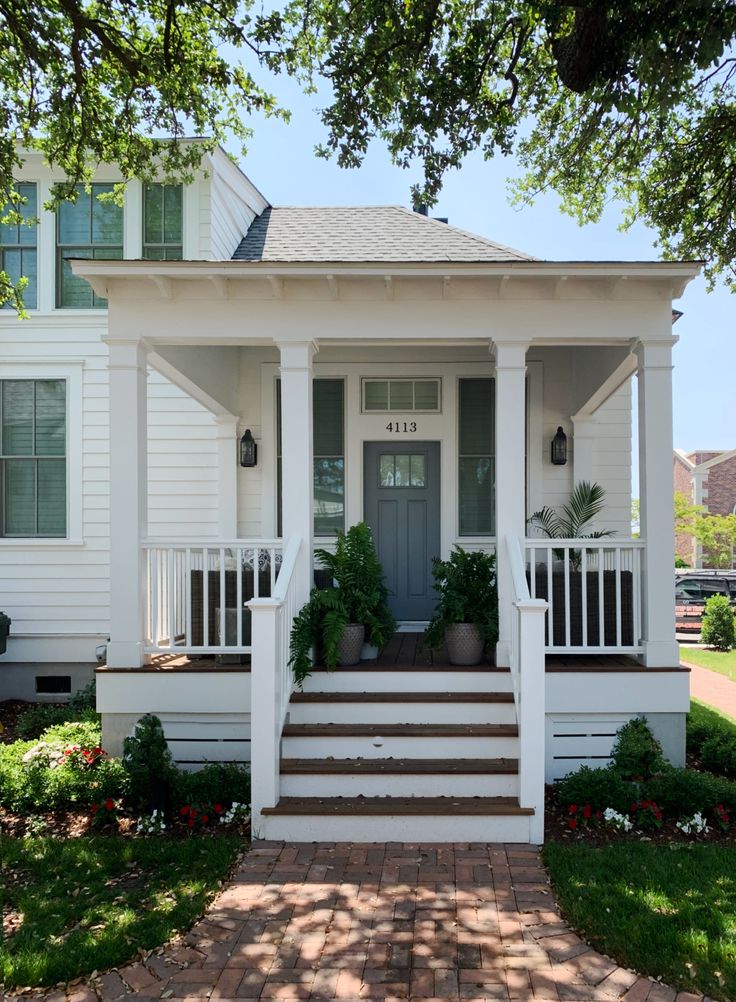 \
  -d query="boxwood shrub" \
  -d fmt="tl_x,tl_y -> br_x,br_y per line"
175,761 -> 251,808
687,701 -> 736,780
